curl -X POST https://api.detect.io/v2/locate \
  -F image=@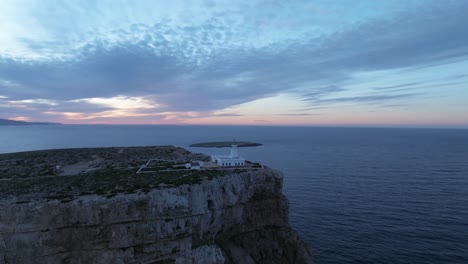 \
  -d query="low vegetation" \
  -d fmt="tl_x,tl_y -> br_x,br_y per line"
1,168 -> 250,202
0,146 -> 255,202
